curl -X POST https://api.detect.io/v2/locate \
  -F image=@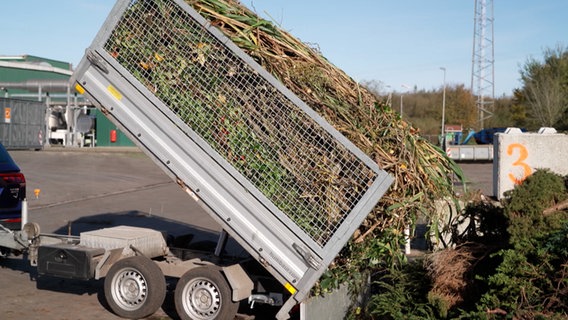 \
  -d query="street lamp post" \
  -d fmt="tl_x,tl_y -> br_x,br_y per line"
400,84 -> 410,119
400,93 -> 404,118
440,67 -> 446,149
